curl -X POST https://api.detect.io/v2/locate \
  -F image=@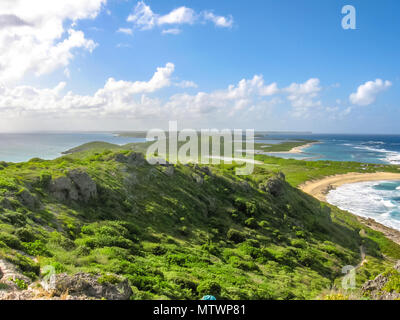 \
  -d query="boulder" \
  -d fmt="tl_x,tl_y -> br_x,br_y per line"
259,173 -> 286,197
49,176 -> 79,202
53,273 -> 132,300
361,264 -> 400,300
115,152 -> 146,166
49,170 -> 97,202
67,170 -> 97,202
